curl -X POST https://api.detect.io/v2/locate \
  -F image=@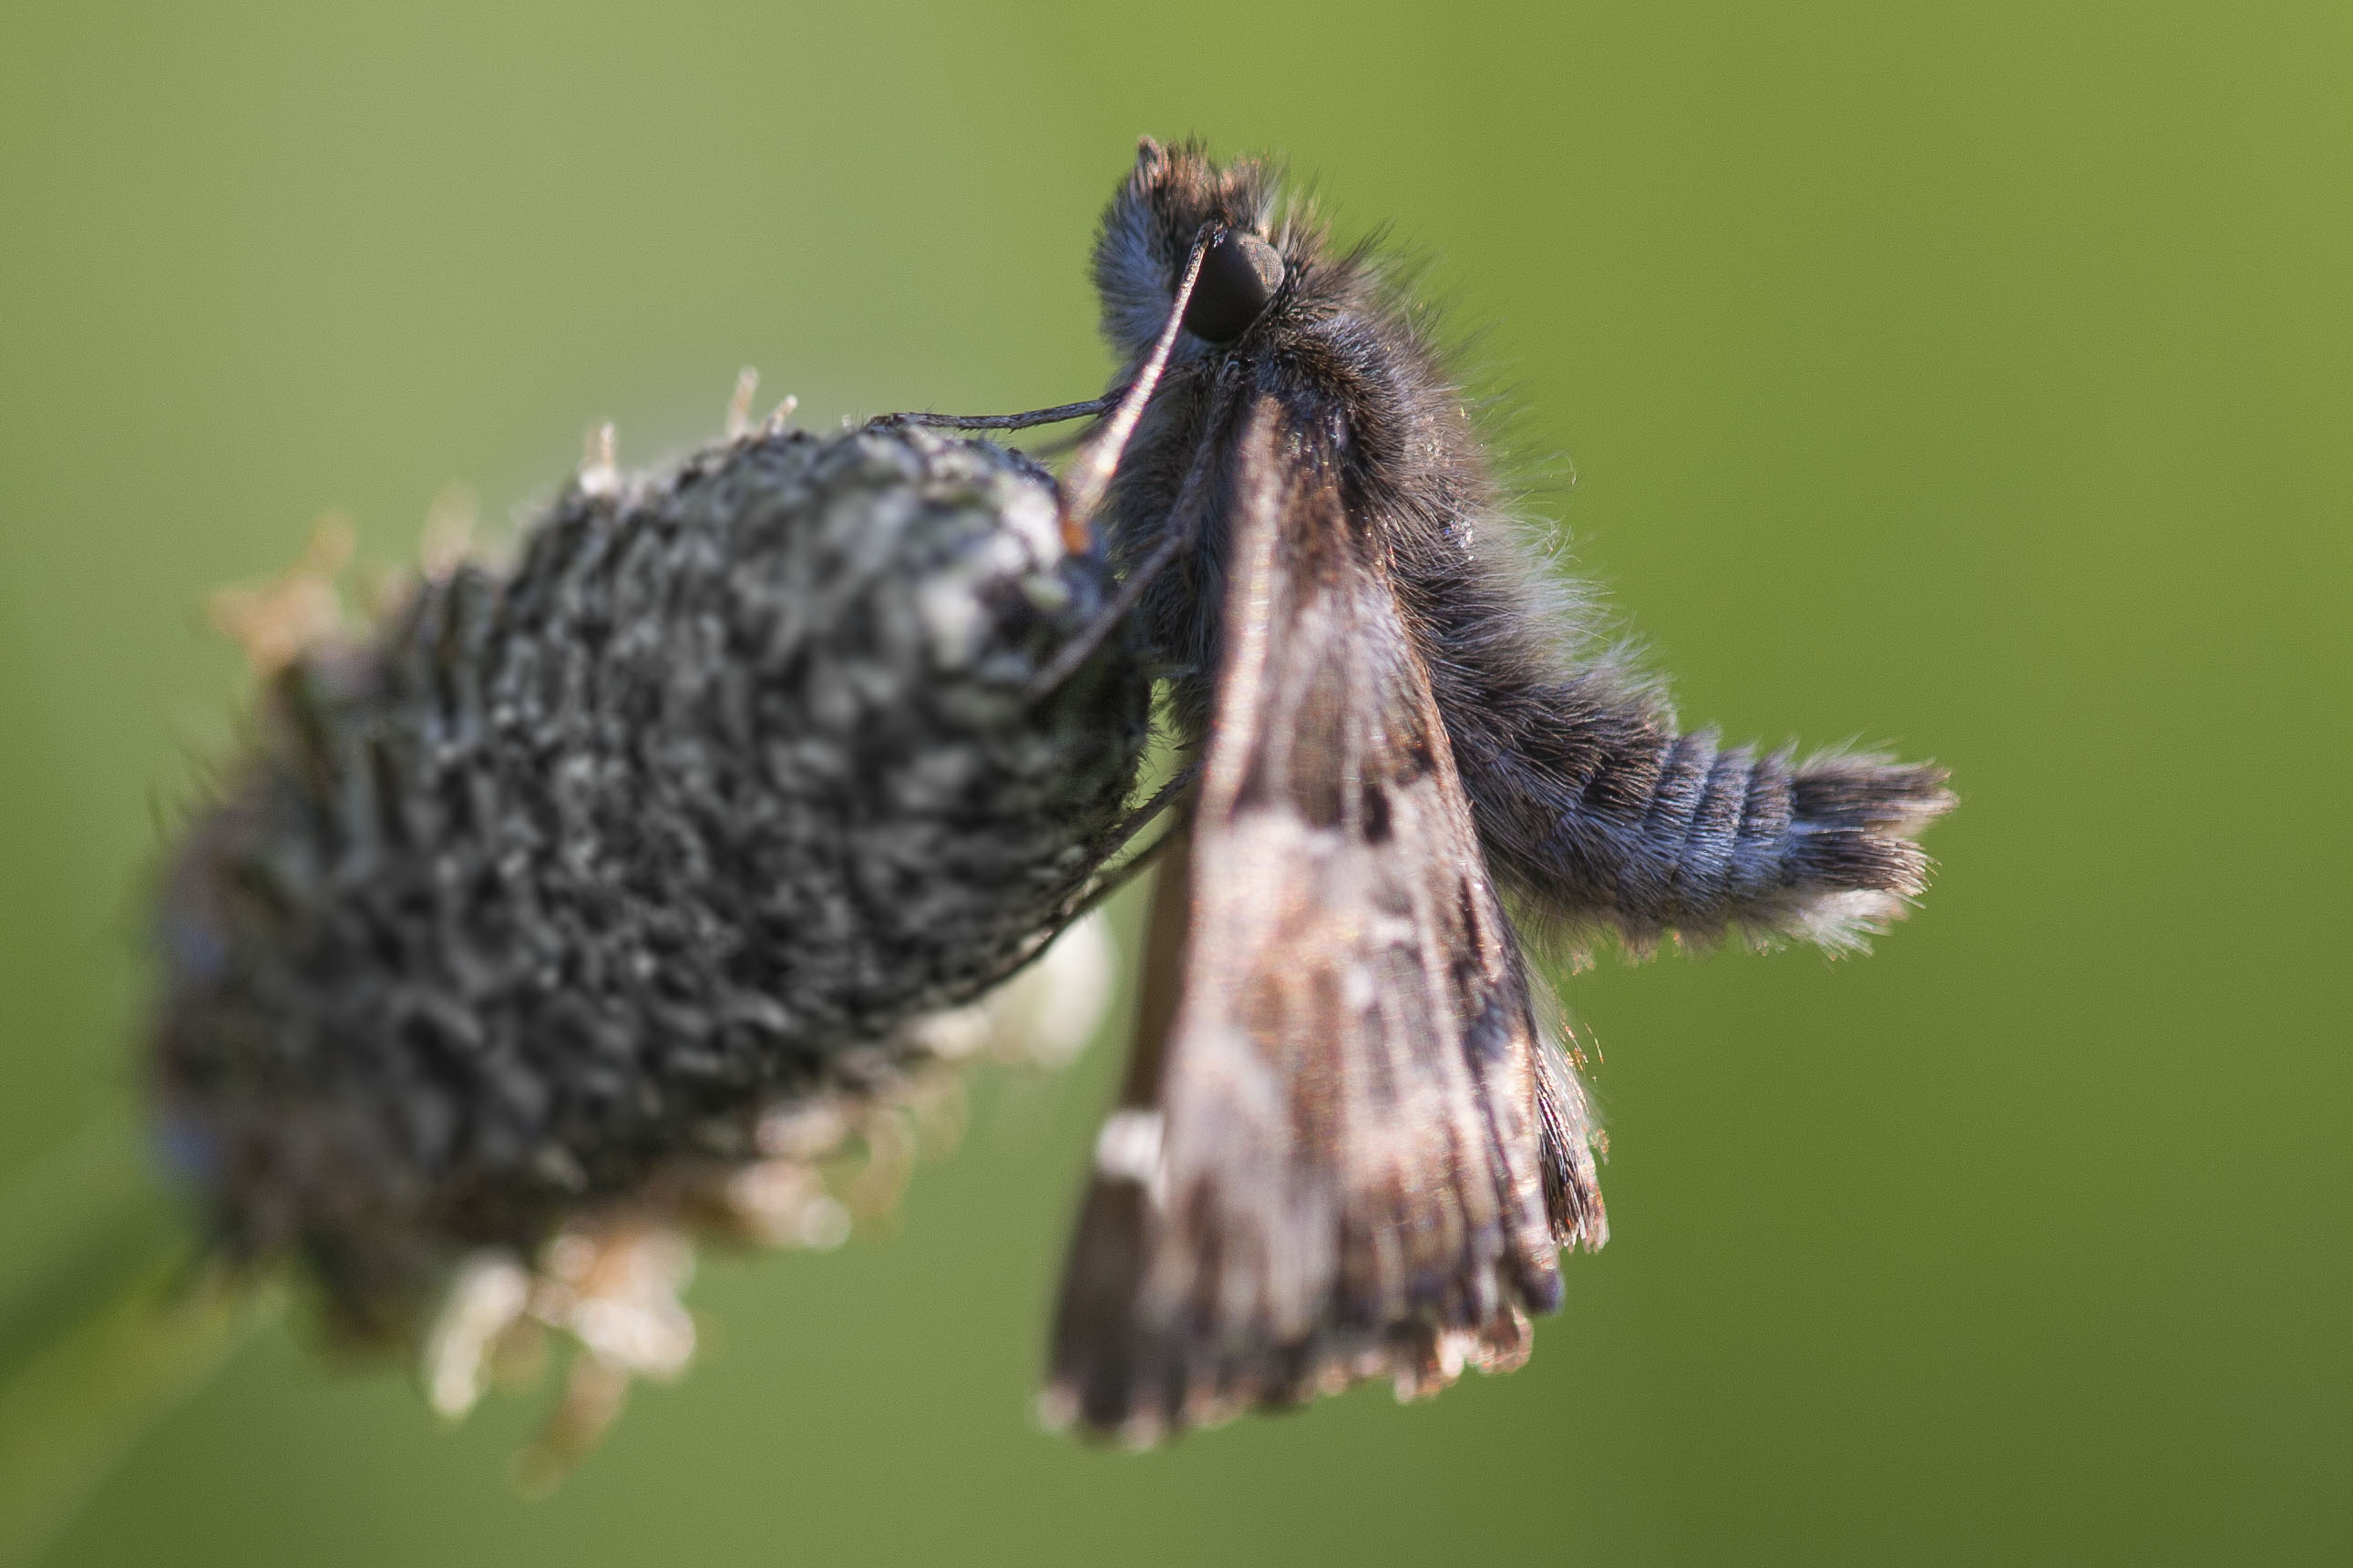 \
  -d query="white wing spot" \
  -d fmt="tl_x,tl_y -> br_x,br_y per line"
1094,1109 -> 1165,1186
